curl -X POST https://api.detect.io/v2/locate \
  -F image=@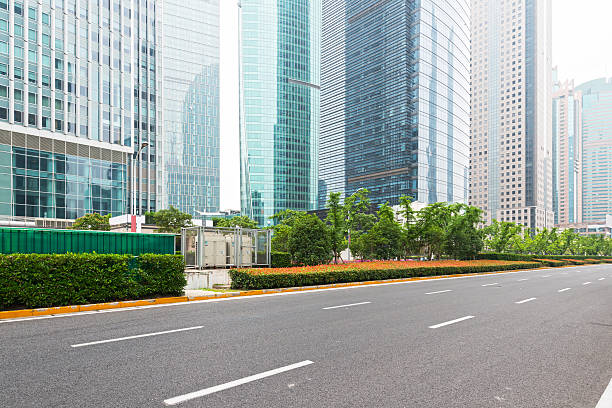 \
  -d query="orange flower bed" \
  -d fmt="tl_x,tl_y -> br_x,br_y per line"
241,259 -> 535,276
